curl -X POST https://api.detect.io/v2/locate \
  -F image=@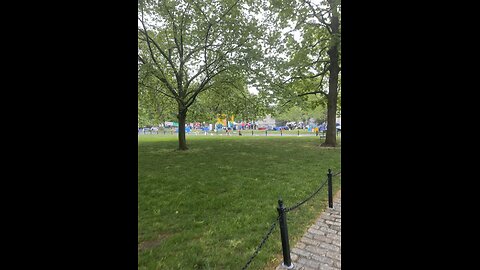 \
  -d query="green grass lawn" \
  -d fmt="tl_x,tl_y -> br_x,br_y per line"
138,135 -> 341,270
